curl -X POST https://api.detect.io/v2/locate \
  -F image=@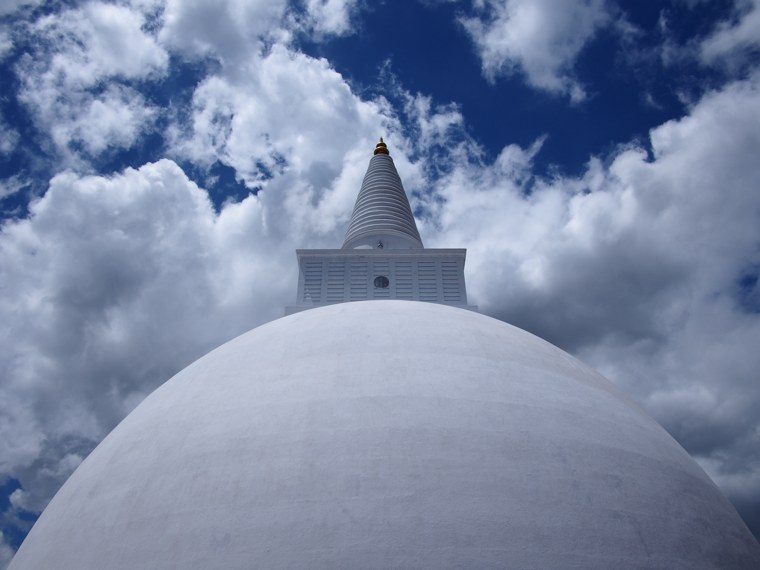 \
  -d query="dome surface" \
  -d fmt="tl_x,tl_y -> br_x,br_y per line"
10,301 -> 760,569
